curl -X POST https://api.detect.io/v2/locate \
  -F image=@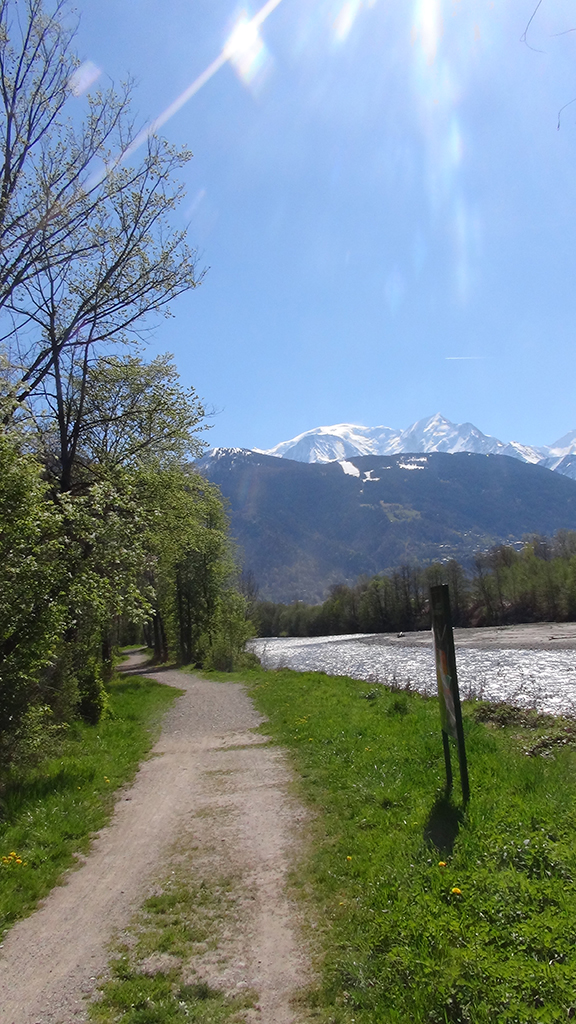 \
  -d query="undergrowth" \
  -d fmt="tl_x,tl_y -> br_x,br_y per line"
205,665 -> 576,1024
0,673 -> 180,939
